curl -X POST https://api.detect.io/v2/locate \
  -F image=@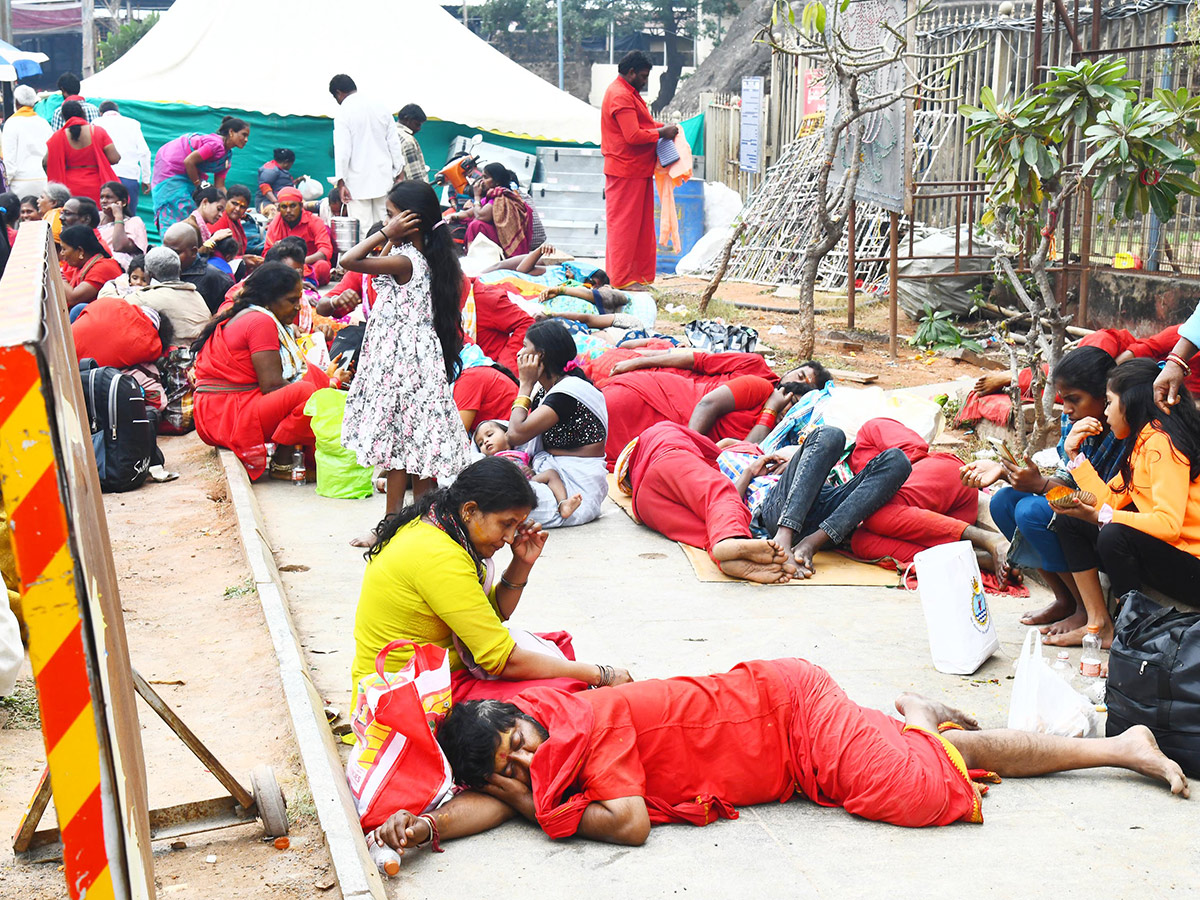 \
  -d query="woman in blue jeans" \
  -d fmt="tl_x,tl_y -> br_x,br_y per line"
960,347 -> 1127,635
